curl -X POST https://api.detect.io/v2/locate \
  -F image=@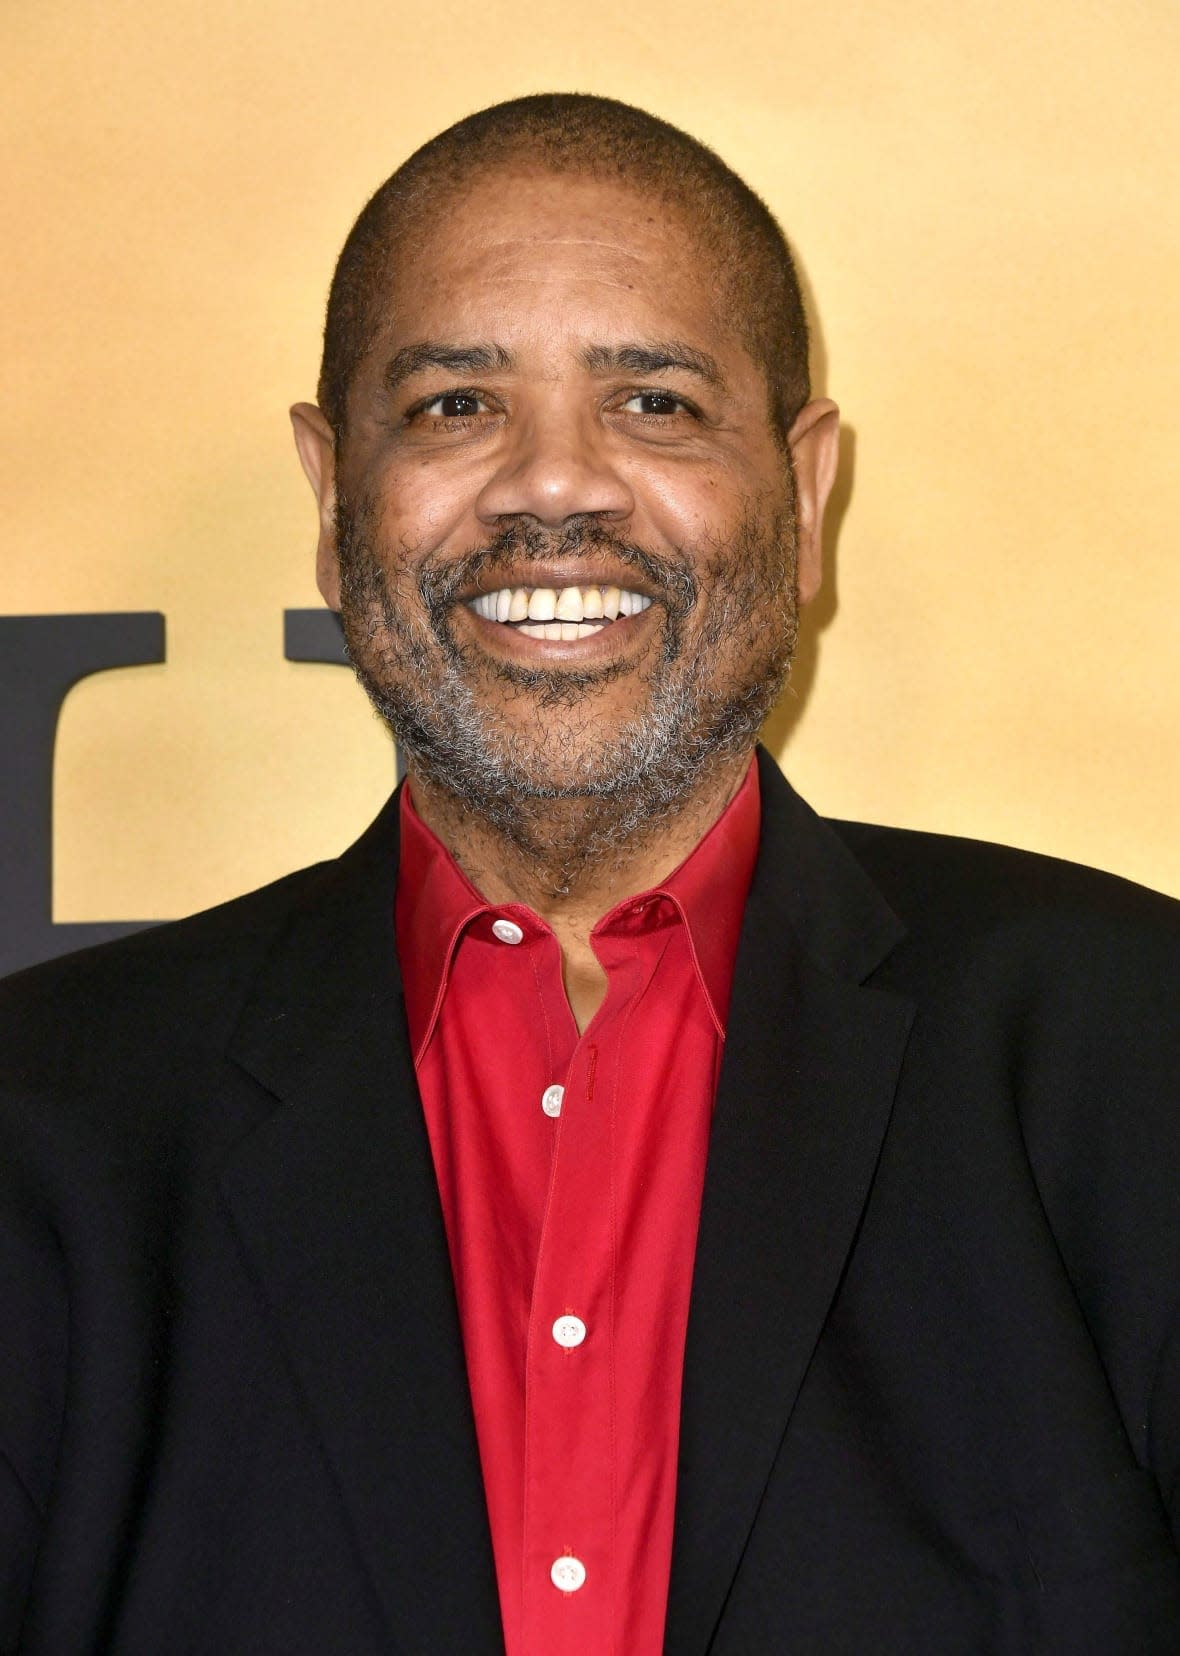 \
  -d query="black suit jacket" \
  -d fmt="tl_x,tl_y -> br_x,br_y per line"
3,751 -> 1180,1653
